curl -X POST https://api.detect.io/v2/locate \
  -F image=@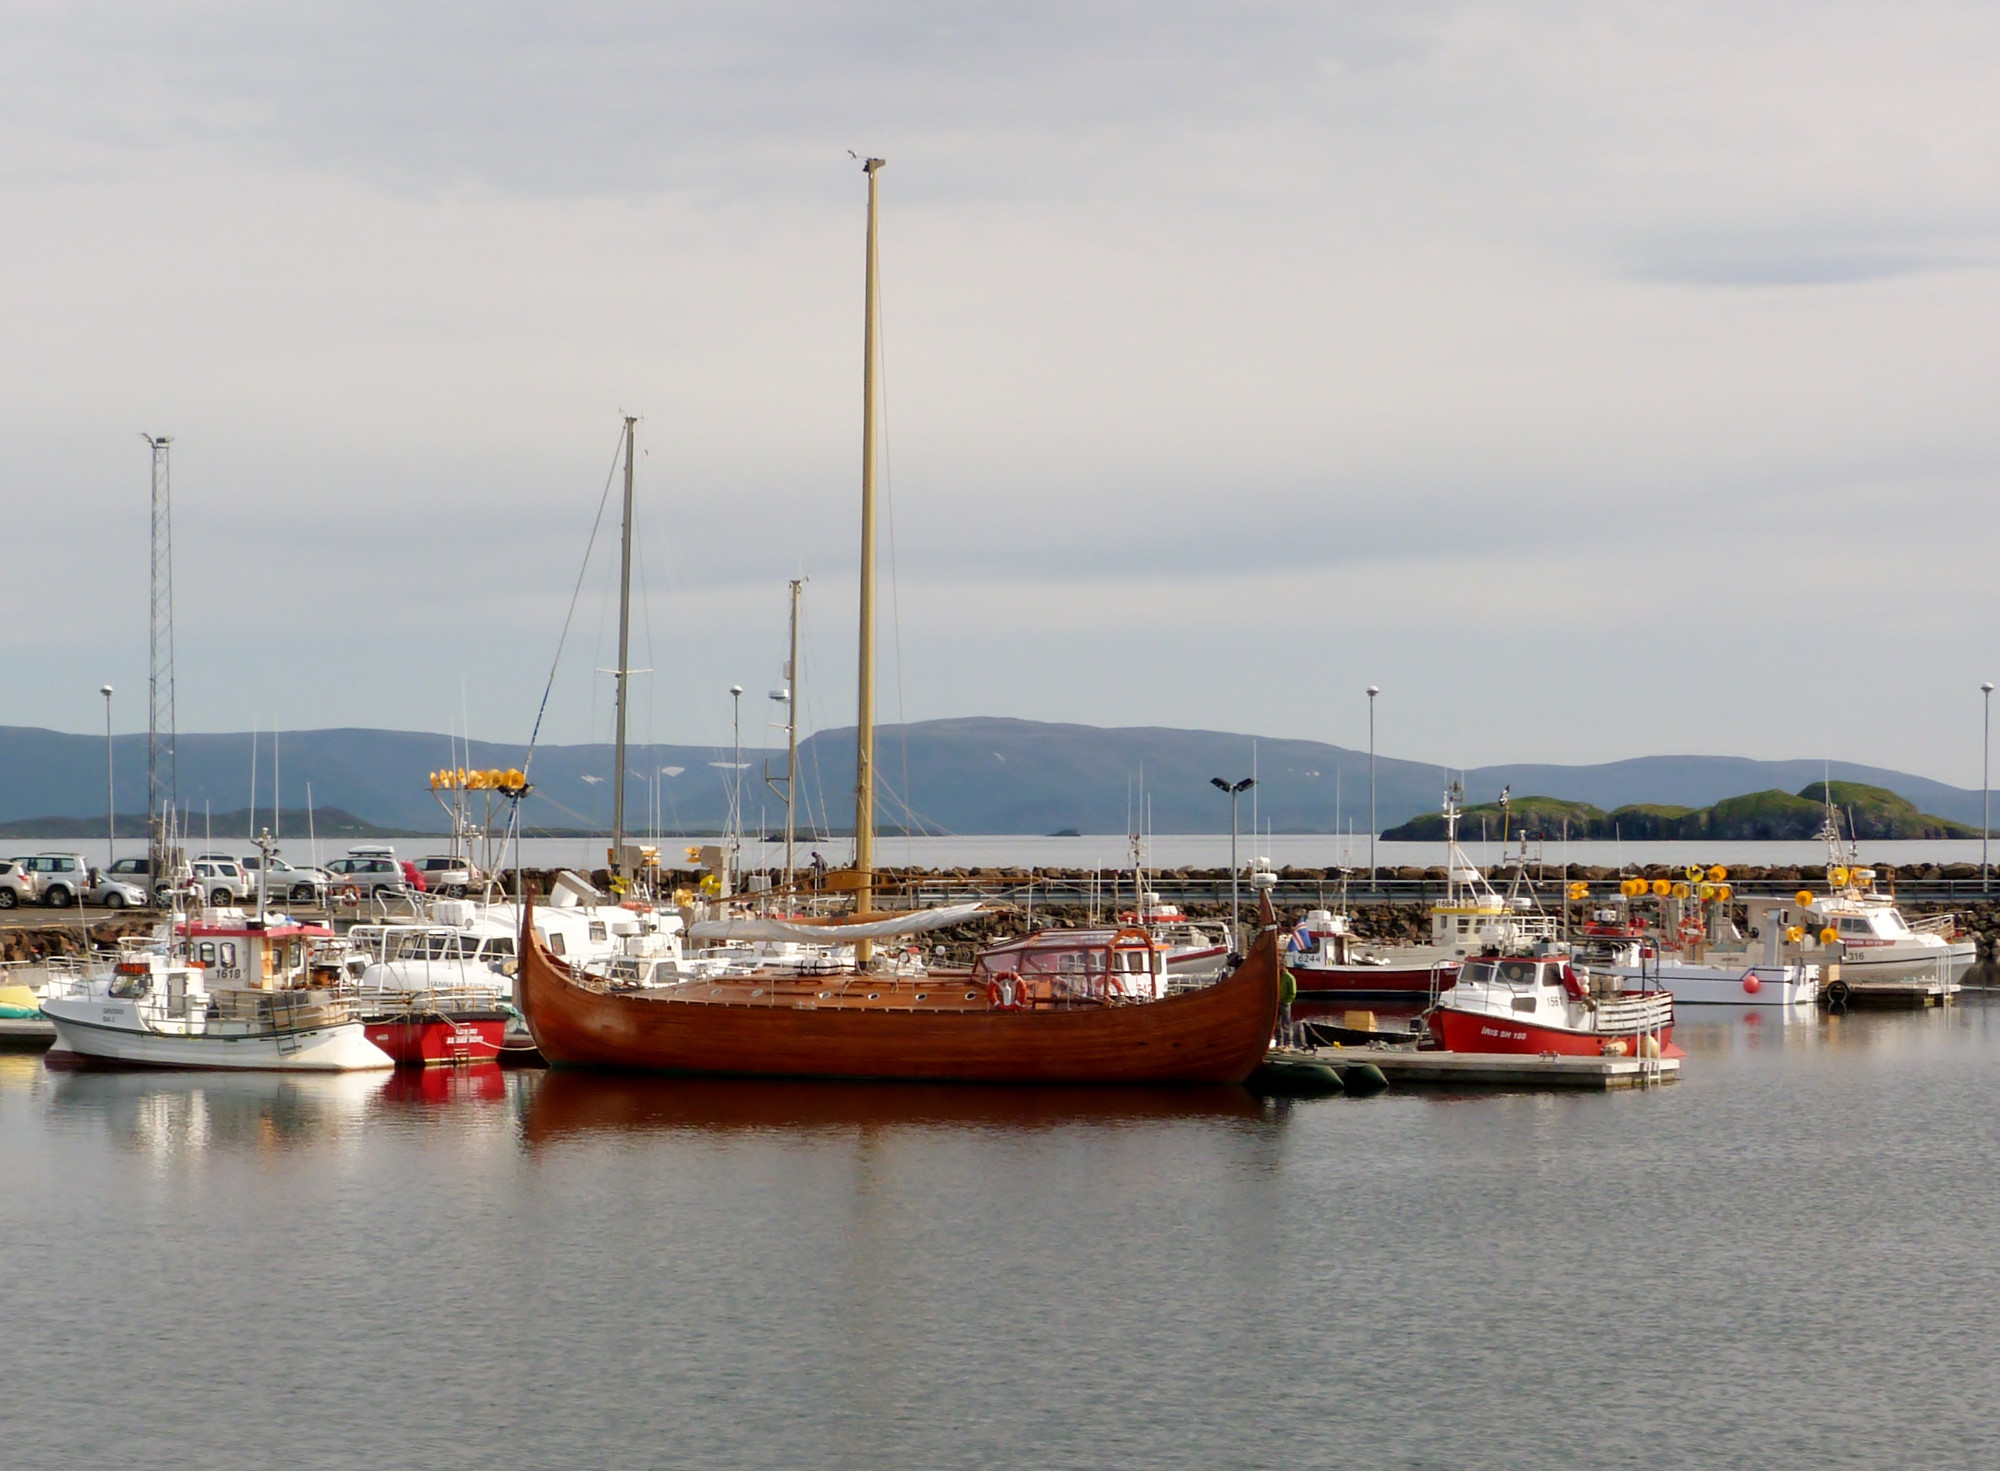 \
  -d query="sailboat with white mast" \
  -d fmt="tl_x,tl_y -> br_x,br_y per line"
516,158 -> 1282,1082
